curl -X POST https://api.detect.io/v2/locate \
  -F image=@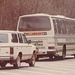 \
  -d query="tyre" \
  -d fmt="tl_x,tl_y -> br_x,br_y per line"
29,54 -> 35,67
54,56 -> 60,60
74,54 -> 75,58
13,55 -> 21,68
49,55 -> 53,60
62,44 -> 66,59
0,62 -> 7,68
